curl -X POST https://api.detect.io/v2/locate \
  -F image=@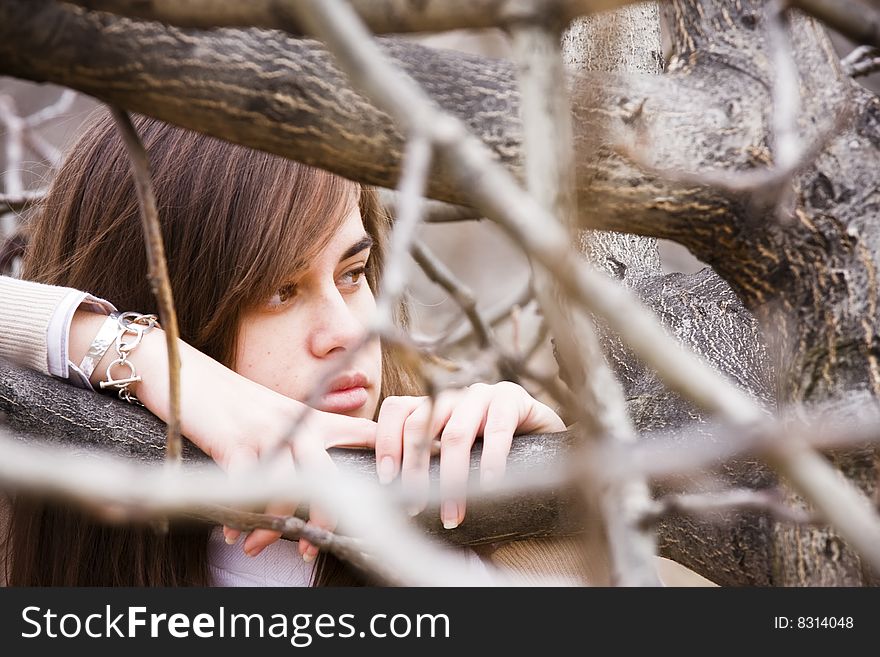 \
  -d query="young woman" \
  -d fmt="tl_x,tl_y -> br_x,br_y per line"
1,110 -> 566,586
